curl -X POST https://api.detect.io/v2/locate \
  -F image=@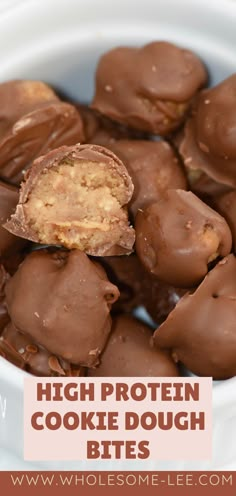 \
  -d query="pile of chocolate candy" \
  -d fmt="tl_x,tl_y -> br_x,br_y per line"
1,41 -> 236,380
